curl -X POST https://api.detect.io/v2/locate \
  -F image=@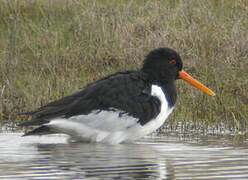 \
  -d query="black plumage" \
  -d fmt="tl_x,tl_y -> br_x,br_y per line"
19,47 -> 183,137
20,71 -> 161,126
